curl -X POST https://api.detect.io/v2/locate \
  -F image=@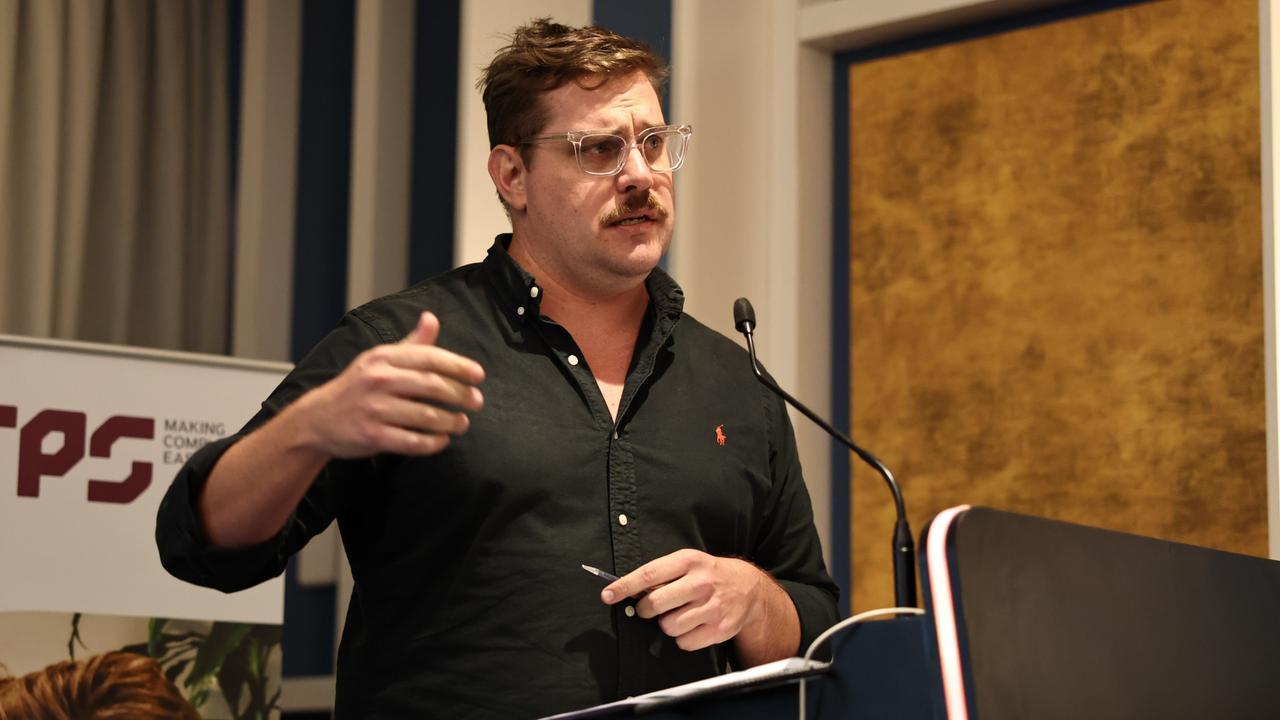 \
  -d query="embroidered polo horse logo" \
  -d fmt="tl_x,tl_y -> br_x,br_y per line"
715,424 -> 727,446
